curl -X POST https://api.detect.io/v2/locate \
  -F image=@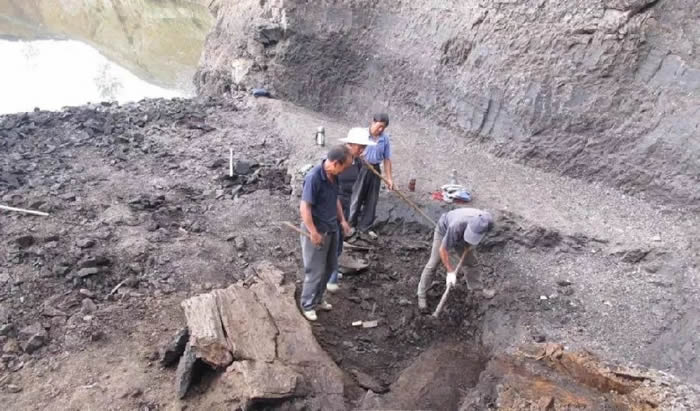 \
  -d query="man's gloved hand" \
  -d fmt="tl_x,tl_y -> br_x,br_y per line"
446,271 -> 457,287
